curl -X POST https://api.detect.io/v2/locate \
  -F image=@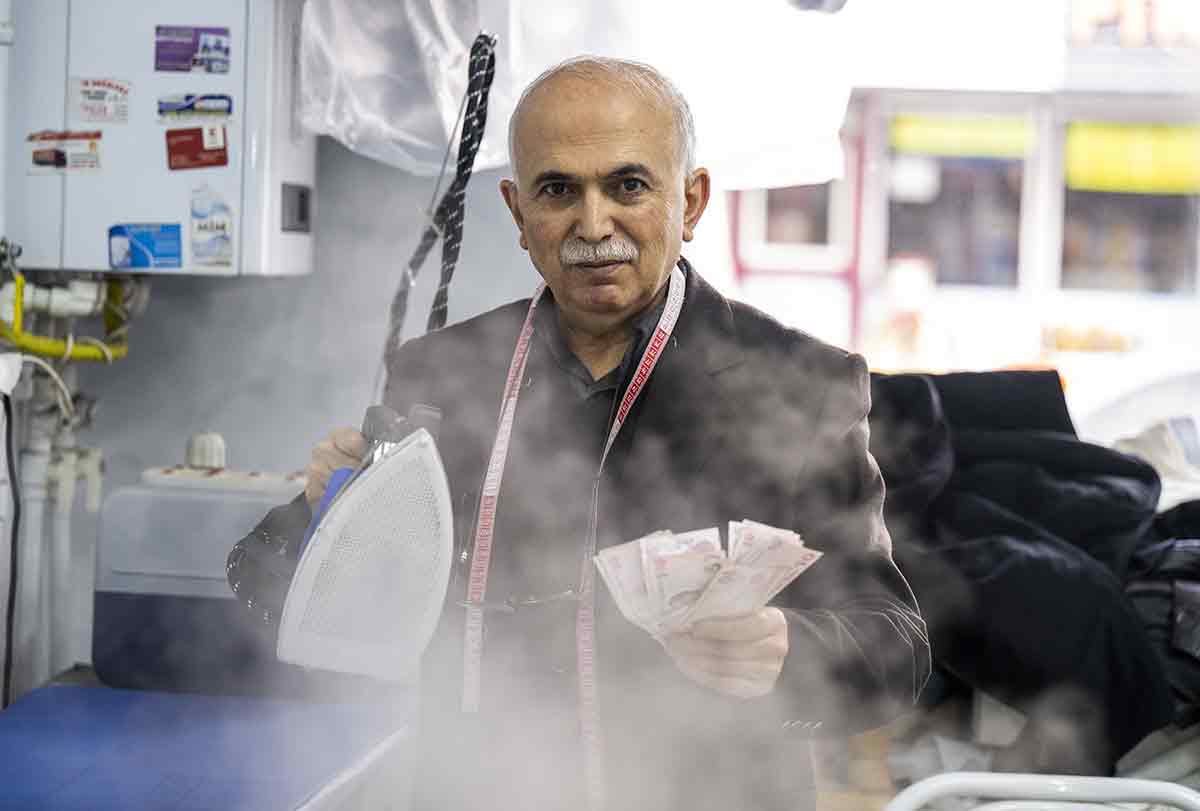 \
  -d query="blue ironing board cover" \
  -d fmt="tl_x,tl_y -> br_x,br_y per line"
0,685 -> 409,810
